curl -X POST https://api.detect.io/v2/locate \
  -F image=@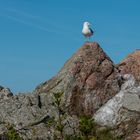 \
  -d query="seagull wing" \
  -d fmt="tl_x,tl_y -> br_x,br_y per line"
89,28 -> 94,34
